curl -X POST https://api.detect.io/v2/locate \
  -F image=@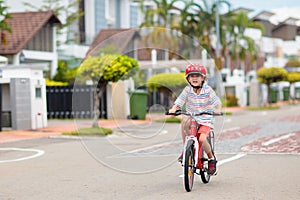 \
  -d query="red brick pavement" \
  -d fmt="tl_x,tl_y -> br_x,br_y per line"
218,126 -> 261,141
241,131 -> 300,154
